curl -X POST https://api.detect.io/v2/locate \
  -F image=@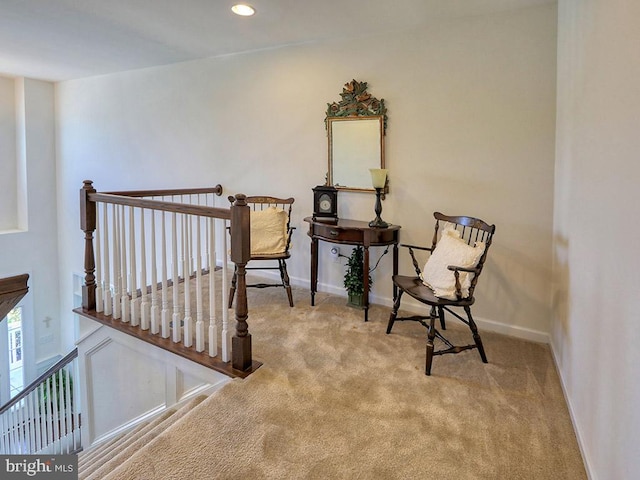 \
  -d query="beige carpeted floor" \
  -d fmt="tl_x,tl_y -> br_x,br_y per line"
103,278 -> 587,480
